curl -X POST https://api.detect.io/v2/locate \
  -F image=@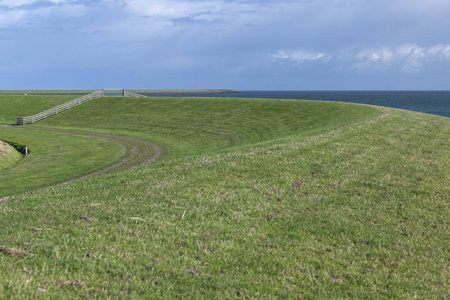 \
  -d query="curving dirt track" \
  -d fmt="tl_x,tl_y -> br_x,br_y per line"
16,127 -> 163,182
